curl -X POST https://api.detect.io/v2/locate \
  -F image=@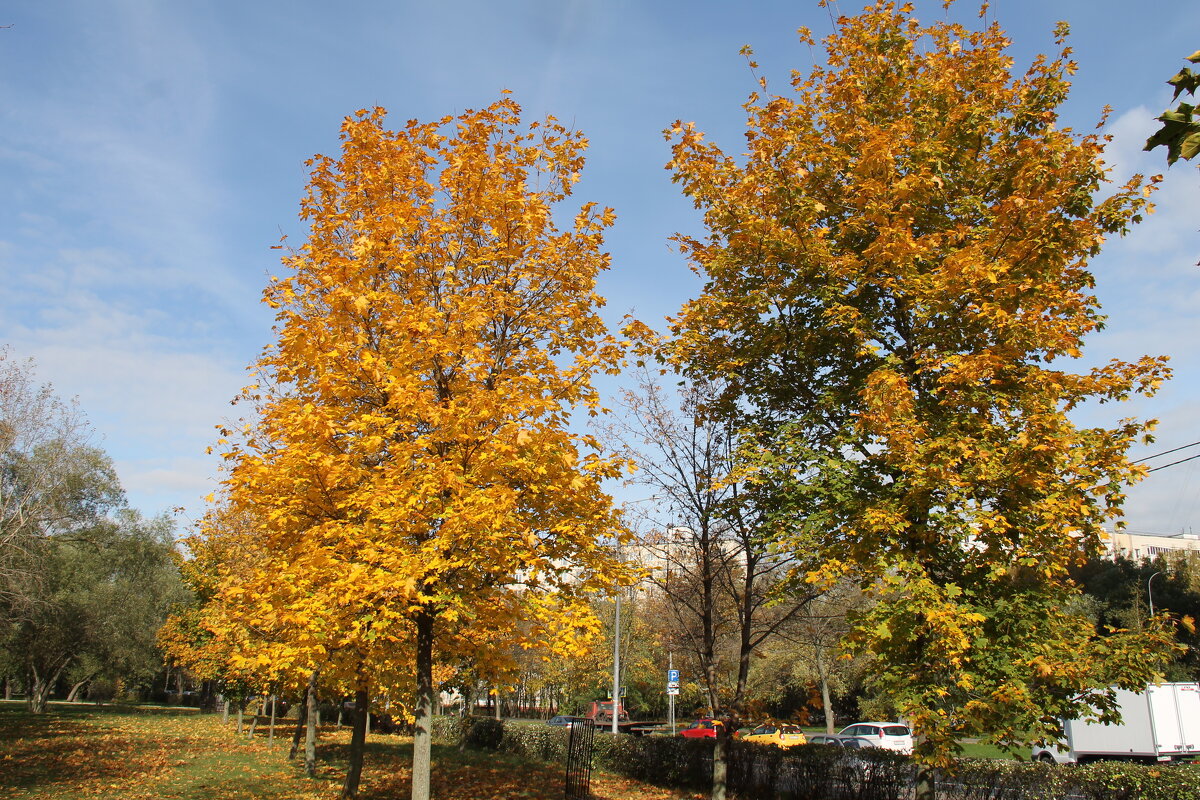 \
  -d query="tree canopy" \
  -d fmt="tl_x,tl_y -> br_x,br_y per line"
1,350 -> 185,712
204,95 -> 632,800
666,0 -> 1178,768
